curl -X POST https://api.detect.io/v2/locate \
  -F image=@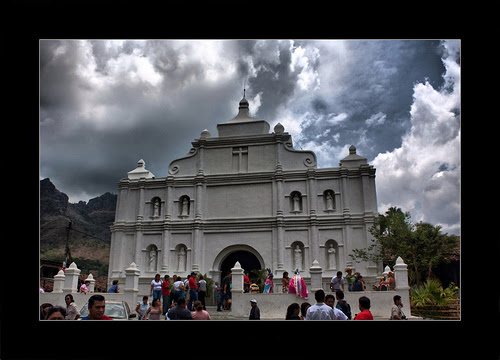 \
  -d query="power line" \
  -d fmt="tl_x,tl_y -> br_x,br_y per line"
69,225 -> 109,243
